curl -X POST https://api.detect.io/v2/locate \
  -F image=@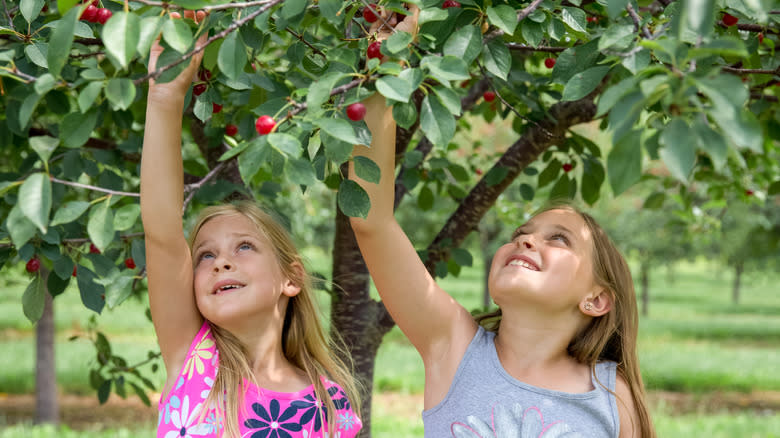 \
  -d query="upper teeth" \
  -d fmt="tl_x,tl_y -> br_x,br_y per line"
220,284 -> 241,291
508,259 -> 536,270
